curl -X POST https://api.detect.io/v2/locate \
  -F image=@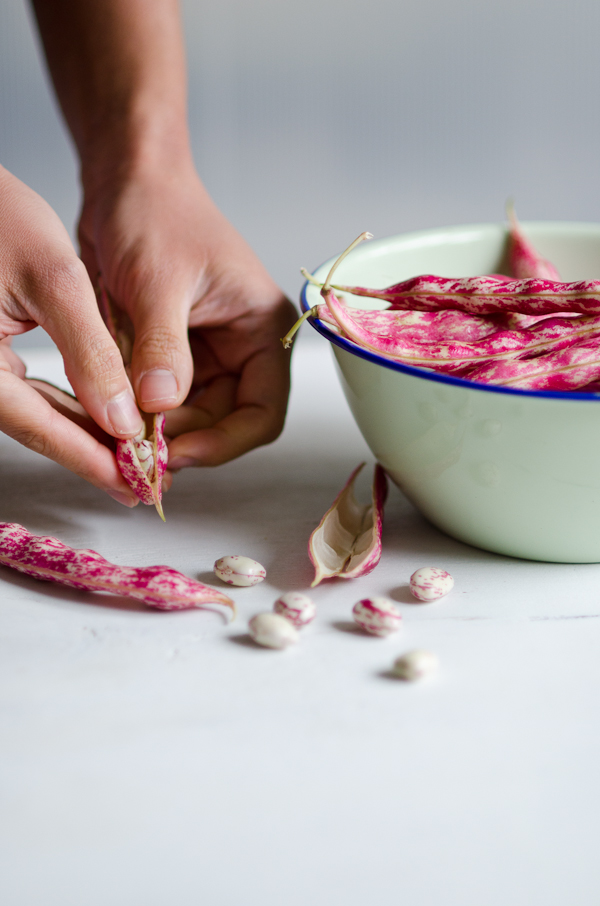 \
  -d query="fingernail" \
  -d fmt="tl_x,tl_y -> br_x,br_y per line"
140,369 -> 178,406
107,489 -> 139,508
107,391 -> 143,436
168,456 -> 199,471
